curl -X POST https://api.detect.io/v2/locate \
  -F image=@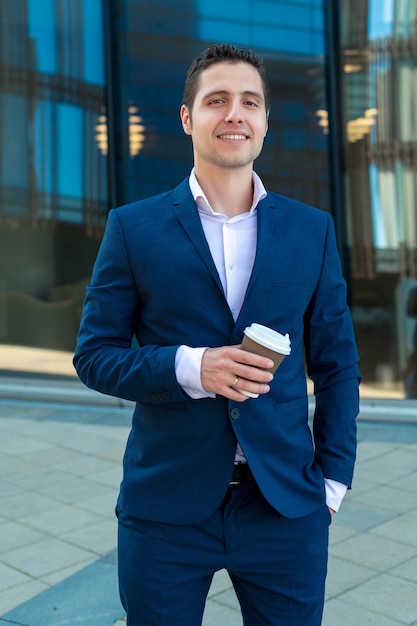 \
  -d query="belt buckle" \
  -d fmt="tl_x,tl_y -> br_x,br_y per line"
230,461 -> 243,486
